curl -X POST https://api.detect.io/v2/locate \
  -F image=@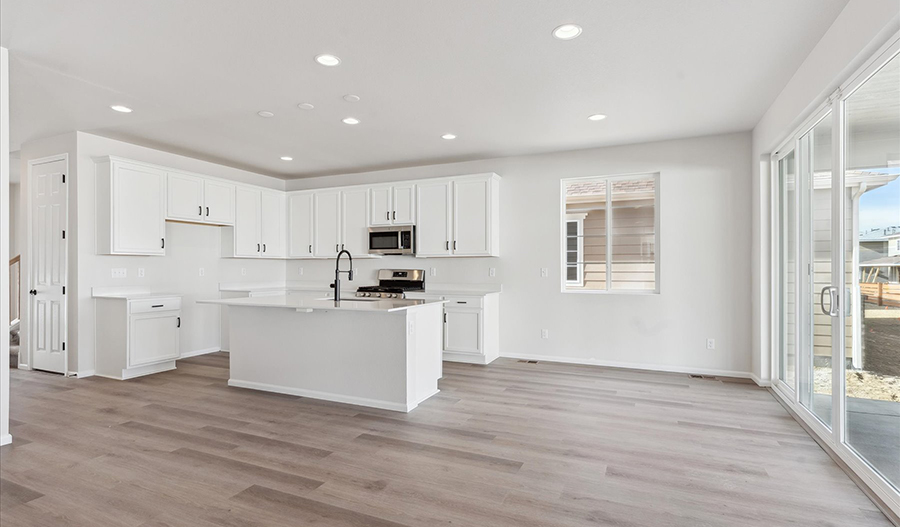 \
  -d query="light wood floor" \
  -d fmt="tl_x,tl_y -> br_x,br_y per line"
0,353 -> 891,526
